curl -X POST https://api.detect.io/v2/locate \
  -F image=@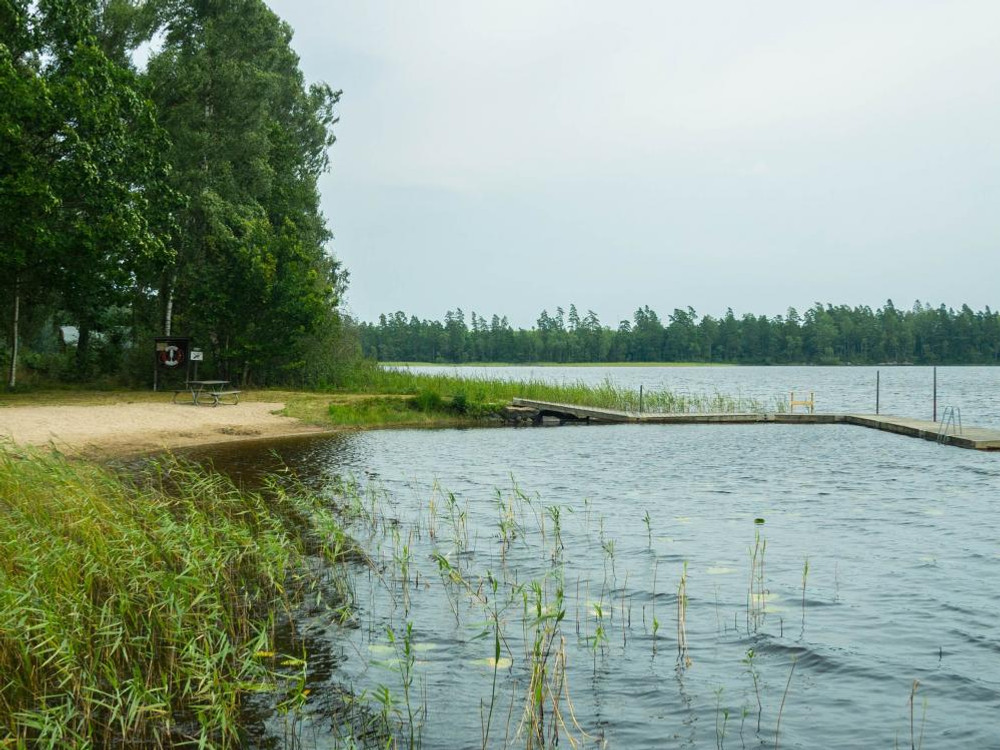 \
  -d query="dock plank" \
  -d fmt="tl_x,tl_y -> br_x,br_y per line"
844,414 -> 1000,451
510,398 -> 1000,451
